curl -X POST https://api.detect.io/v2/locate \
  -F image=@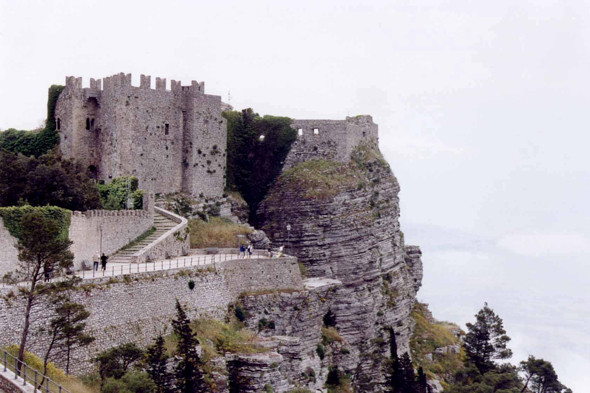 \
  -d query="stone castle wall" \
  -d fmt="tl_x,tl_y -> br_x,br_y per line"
0,223 -> 19,279
0,257 -> 303,374
69,209 -> 154,270
55,73 -> 227,198
283,115 -> 378,170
